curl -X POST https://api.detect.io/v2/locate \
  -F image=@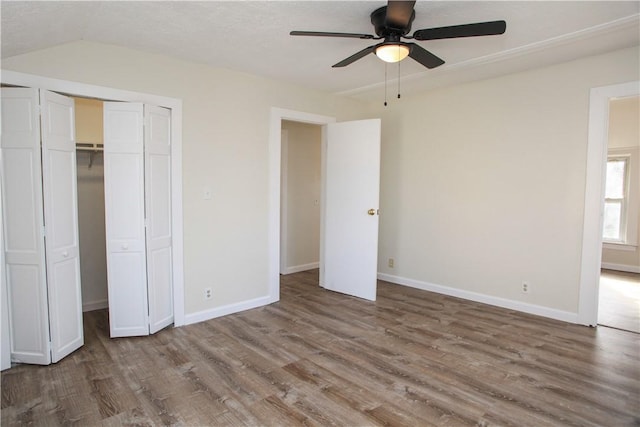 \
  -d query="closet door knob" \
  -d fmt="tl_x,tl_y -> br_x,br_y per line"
62,251 -> 68,258
122,244 -> 129,250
